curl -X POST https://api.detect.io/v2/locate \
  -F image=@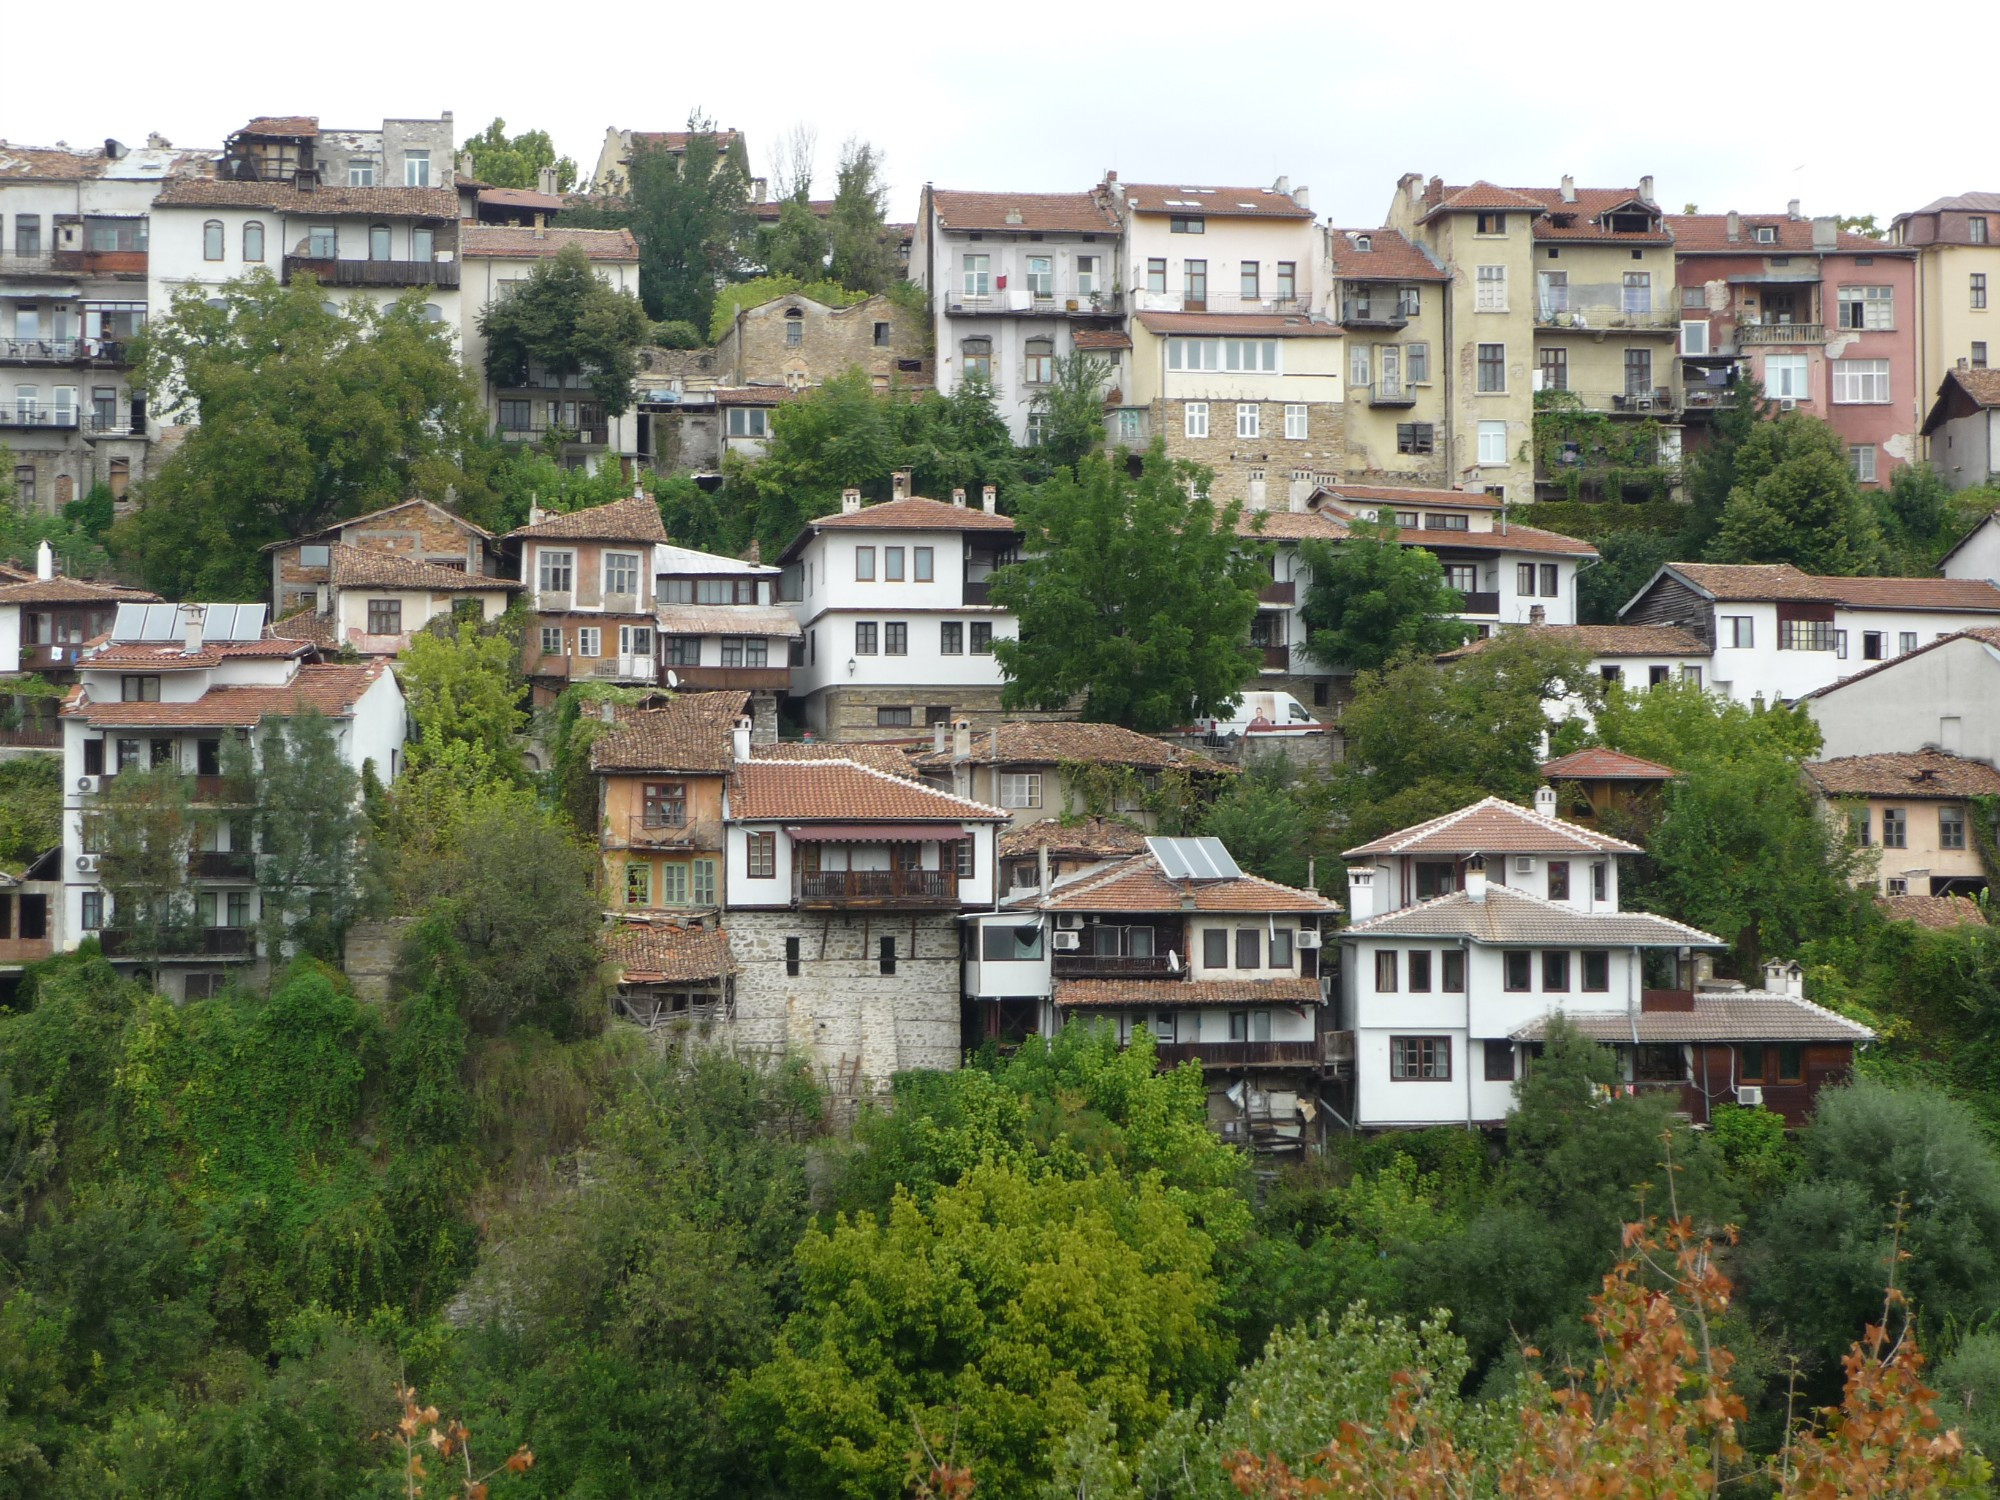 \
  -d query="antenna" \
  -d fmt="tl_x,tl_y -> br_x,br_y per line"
665,670 -> 679,690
